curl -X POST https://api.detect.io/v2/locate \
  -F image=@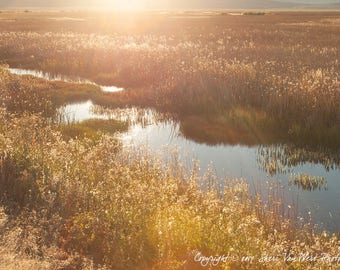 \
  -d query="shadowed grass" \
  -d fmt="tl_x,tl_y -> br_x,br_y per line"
179,107 -> 340,148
